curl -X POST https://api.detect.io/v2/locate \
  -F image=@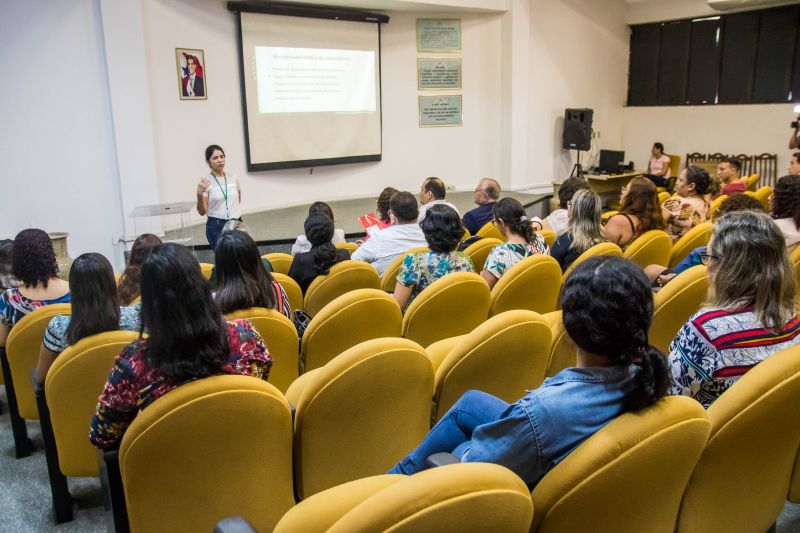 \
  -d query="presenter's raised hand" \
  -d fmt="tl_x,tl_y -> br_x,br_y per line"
197,177 -> 211,196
